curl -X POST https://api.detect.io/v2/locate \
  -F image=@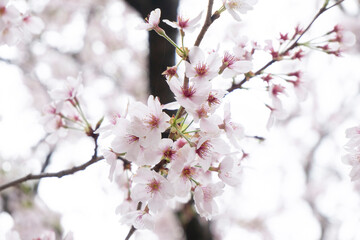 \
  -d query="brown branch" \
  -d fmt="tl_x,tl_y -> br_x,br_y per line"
228,0 -> 345,91
194,0 -> 220,47
0,156 -> 104,192
0,131 -> 102,192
